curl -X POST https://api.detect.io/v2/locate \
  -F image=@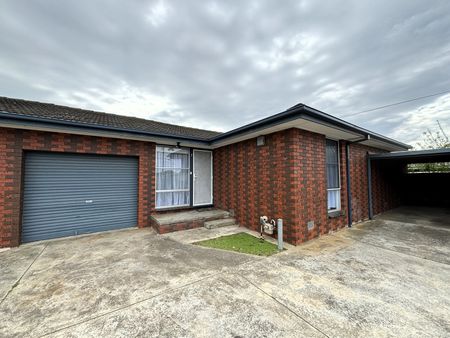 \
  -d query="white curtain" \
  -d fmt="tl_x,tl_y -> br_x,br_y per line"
327,190 -> 340,210
156,191 -> 190,208
156,147 -> 190,208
